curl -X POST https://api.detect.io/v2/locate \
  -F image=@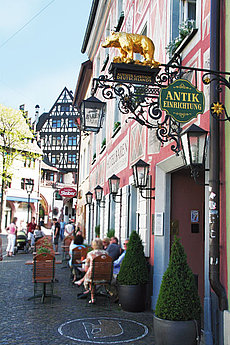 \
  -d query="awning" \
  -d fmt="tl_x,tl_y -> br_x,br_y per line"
6,196 -> 40,203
